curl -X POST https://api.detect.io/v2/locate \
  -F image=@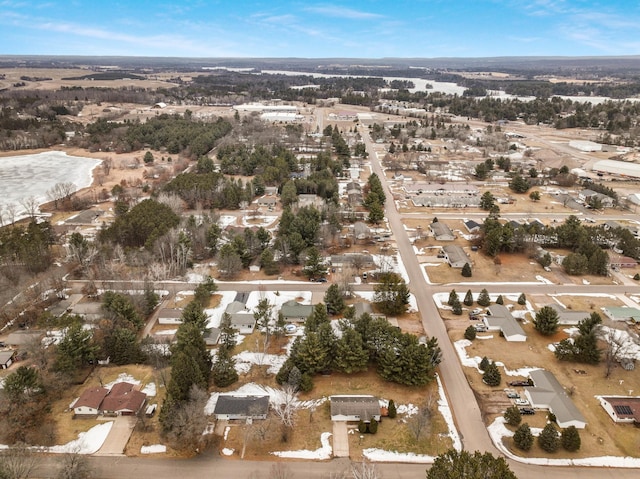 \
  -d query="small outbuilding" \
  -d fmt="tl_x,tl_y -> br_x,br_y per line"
0,350 -> 15,369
